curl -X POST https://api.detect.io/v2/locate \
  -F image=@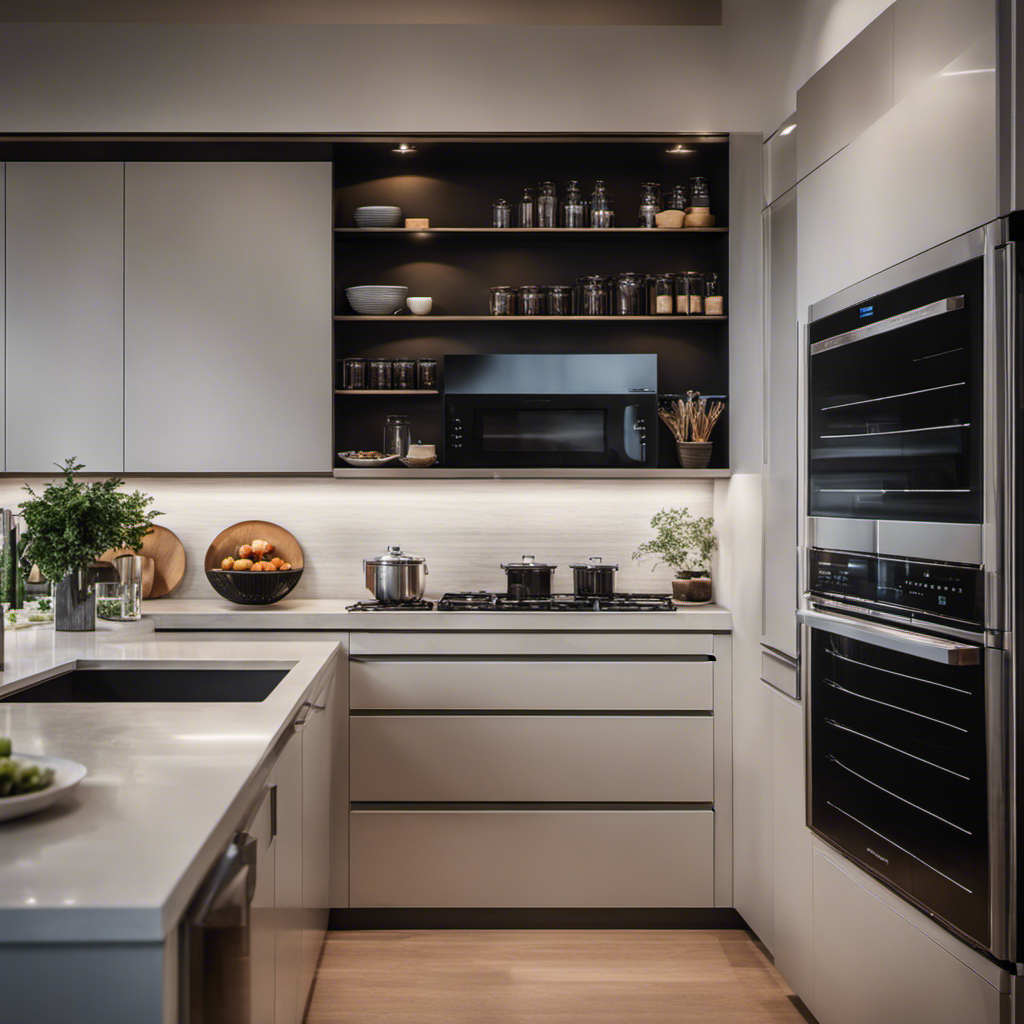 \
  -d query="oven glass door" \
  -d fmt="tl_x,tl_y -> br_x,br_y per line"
808,624 -> 991,948
808,258 -> 983,523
